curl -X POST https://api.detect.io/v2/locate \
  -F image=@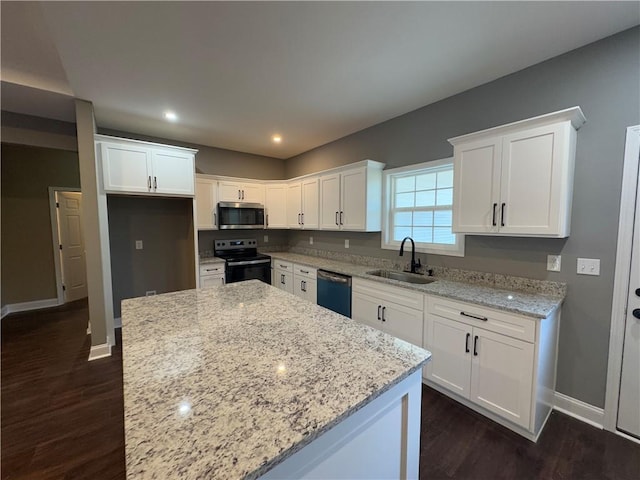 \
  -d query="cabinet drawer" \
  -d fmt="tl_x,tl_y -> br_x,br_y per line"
273,260 -> 293,271
294,264 -> 316,279
353,278 -> 423,312
199,264 -> 225,276
427,296 -> 535,343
